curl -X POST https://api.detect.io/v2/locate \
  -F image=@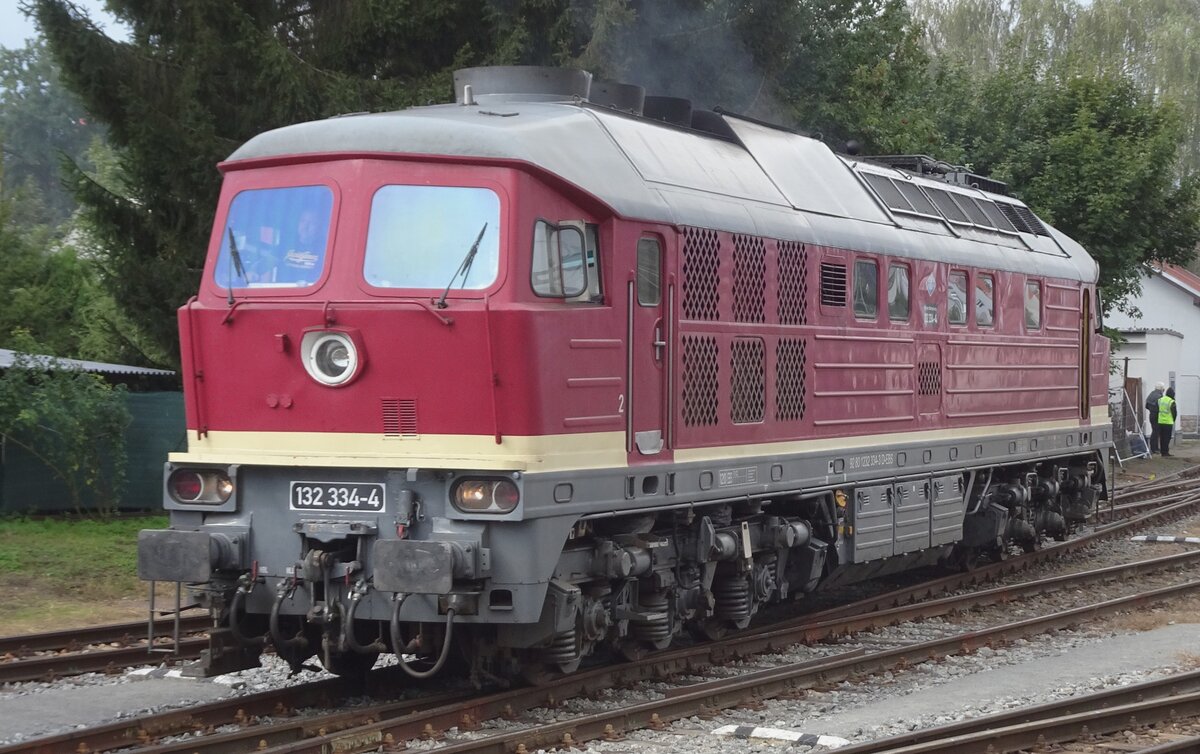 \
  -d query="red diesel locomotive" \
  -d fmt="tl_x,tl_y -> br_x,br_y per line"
138,67 -> 1111,680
